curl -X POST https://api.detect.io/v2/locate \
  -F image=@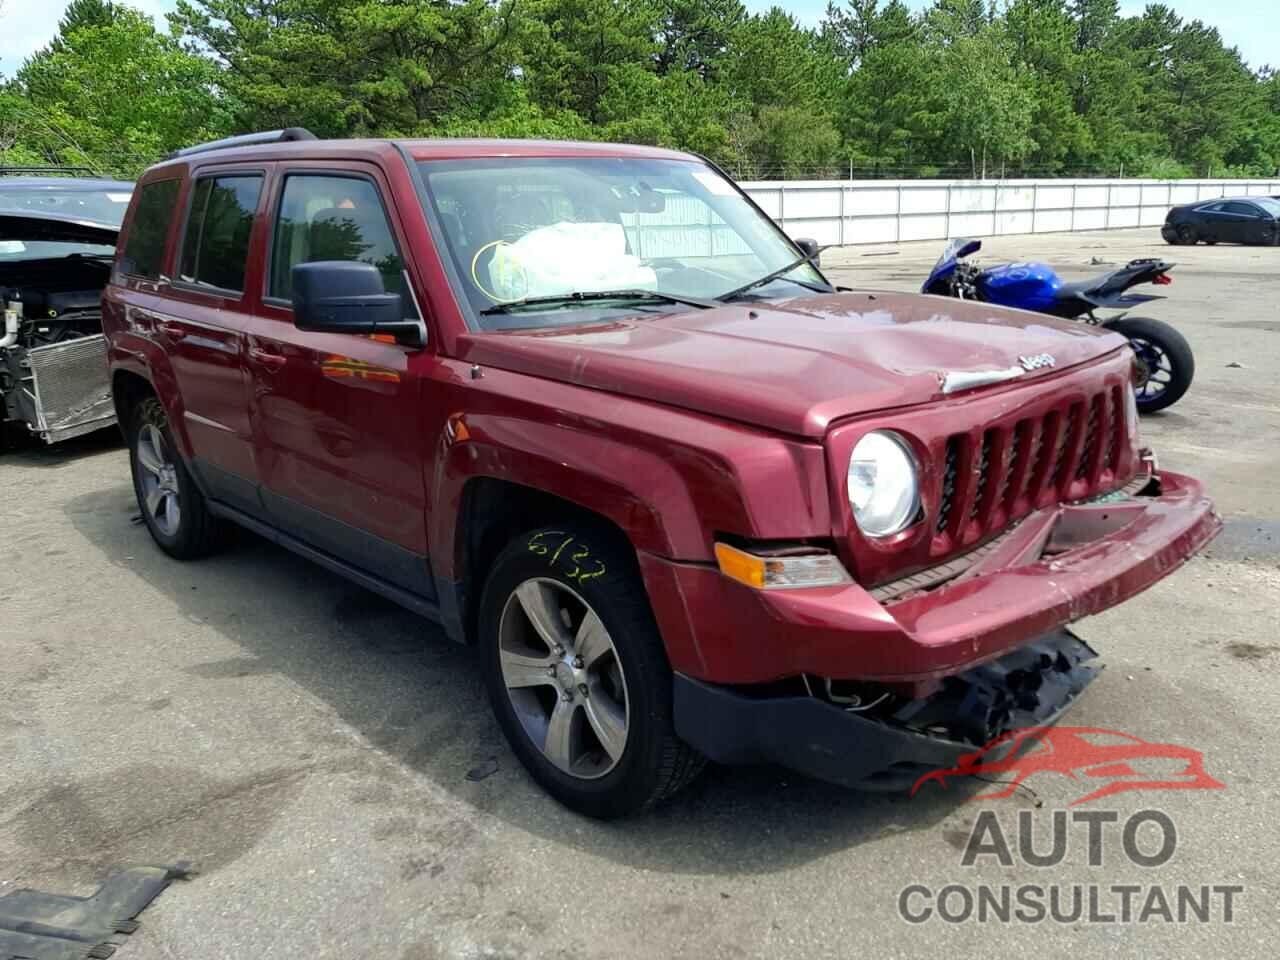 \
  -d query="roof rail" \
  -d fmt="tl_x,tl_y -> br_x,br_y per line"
171,128 -> 318,159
